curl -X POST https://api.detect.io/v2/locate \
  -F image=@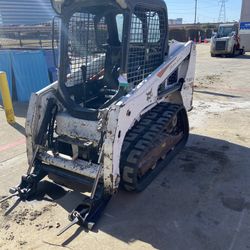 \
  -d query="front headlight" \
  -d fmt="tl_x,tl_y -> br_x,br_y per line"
227,39 -> 233,50
211,37 -> 216,48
